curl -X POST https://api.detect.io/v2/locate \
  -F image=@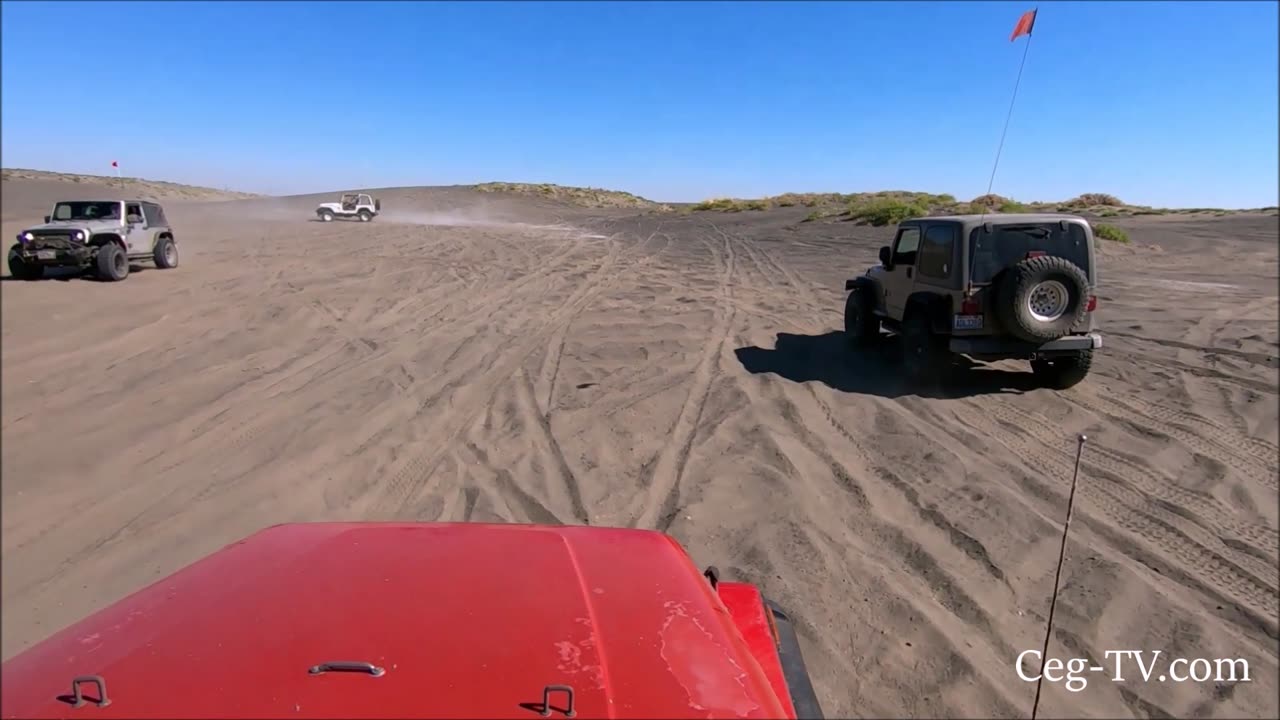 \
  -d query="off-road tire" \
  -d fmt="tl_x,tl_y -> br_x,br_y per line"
96,243 -> 129,282
1031,350 -> 1093,390
843,288 -> 879,347
358,210 -> 372,222
996,255 -> 1090,343
901,312 -> 948,382
153,237 -> 179,269
318,209 -> 334,222
7,245 -> 43,280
